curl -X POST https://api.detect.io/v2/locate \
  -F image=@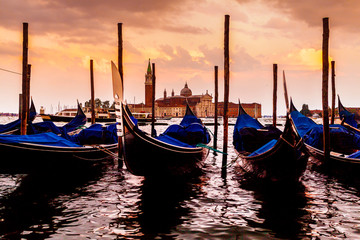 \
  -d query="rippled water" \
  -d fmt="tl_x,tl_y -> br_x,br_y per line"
1,117 -> 360,239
